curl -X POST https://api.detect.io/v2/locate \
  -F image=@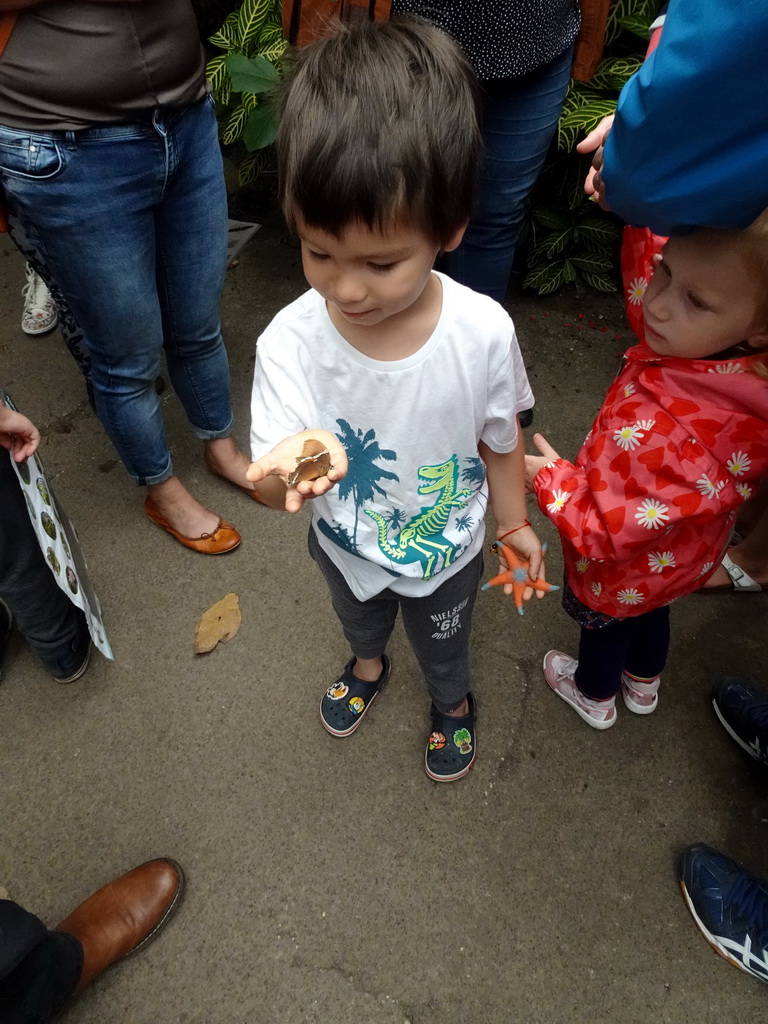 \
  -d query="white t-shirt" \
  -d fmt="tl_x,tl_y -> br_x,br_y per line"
250,272 -> 534,600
